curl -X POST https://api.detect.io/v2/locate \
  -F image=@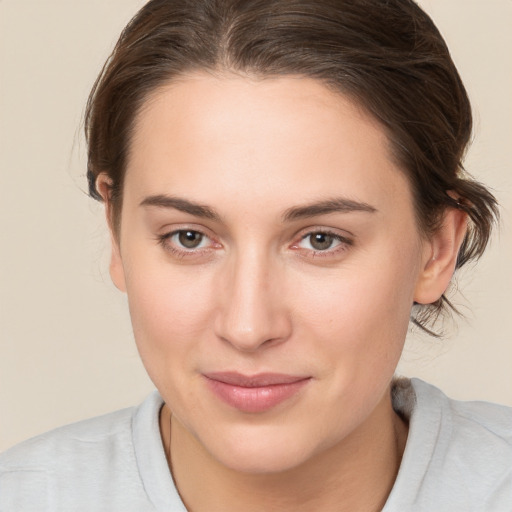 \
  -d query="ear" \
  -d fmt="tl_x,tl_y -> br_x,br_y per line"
414,207 -> 467,304
95,174 -> 127,293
